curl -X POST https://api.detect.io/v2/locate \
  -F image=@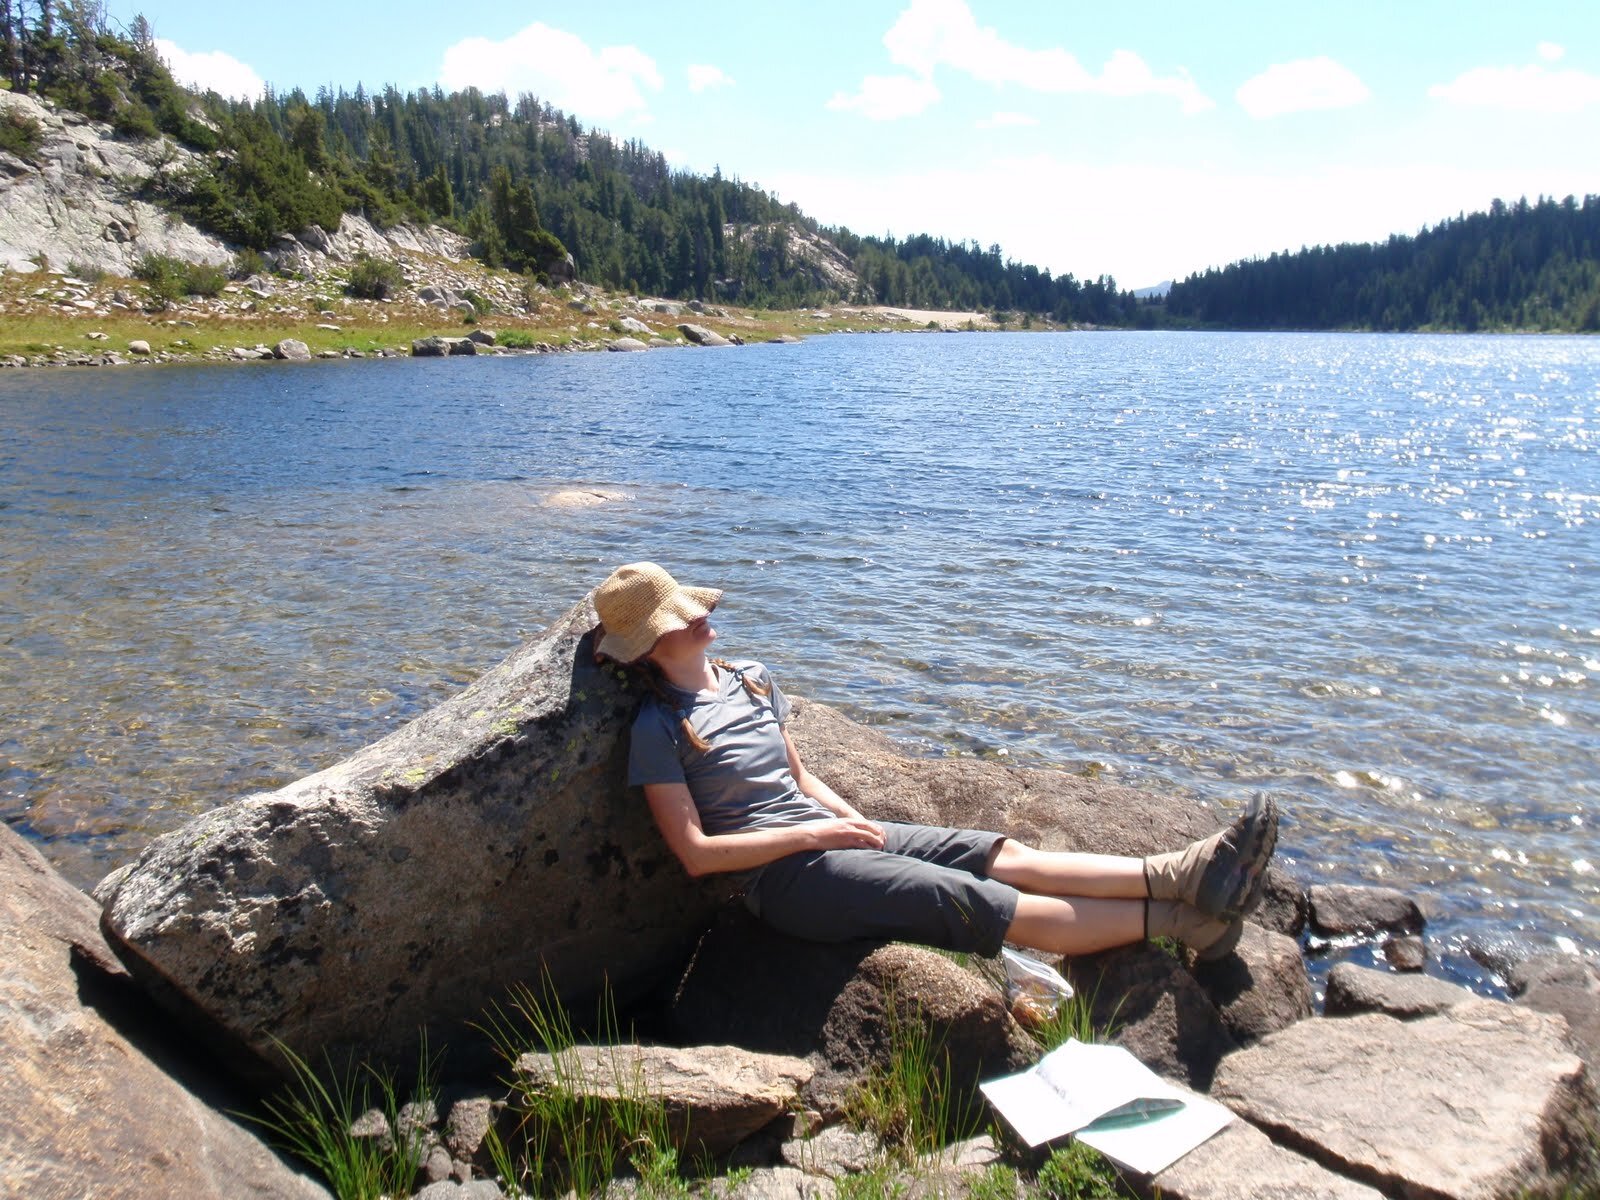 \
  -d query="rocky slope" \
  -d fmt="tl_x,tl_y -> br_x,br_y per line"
0,88 -> 480,281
